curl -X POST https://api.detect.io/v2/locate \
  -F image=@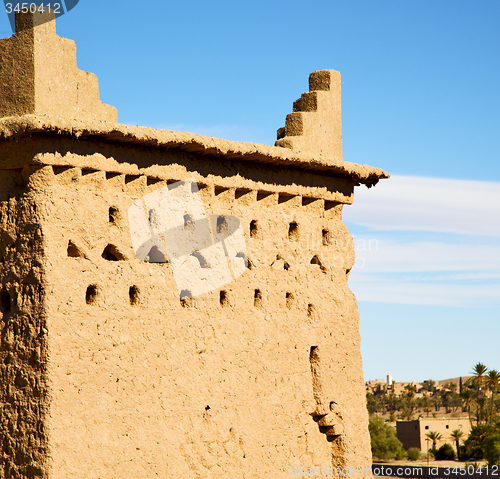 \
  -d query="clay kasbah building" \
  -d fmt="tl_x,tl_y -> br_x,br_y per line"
0,8 -> 388,479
